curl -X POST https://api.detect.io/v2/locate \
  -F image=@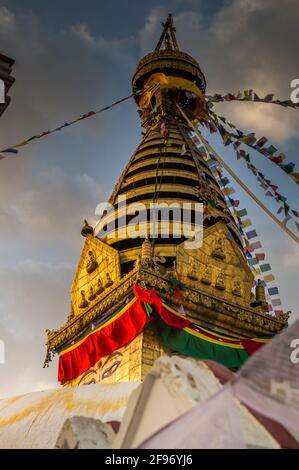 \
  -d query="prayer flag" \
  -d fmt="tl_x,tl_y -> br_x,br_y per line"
260,263 -> 271,272
268,287 -> 279,296
237,208 -> 248,217
264,274 -> 275,283
246,230 -> 257,239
